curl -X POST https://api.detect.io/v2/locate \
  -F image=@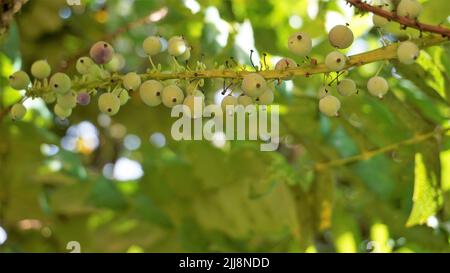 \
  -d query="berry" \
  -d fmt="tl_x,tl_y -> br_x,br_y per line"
10,103 -> 26,121
113,88 -> 129,105
50,72 -> 72,94
238,94 -> 254,107
367,76 -> 389,98
77,92 -> 91,106
143,36 -> 162,56
319,95 -> 341,117
221,95 -> 238,115
162,85 -> 184,108
9,71 -> 30,90
373,3 -> 391,27
241,73 -> 267,97
140,80 -> 163,107
318,86 -> 330,99
328,25 -> 354,49
337,79 -> 357,96
275,58 -> 296,70
178,47 -> 191,62
122,72 -> 141,91
256,89 -> 274,105
183,94 -> 205,119
288,31 -> 312,56
397,0 -> 421,19
57,91 -> 77,109
397,41 -> 420,64
43,92 -> 57,104
325,51 -> 346,71
98,93 -> 121,116
89,41 -> 115,64
31,60 -> 51,79
168,36 -> 187,57
76,57 -> 95,75
105,54 -> 125,72
54,104 -> 72,119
